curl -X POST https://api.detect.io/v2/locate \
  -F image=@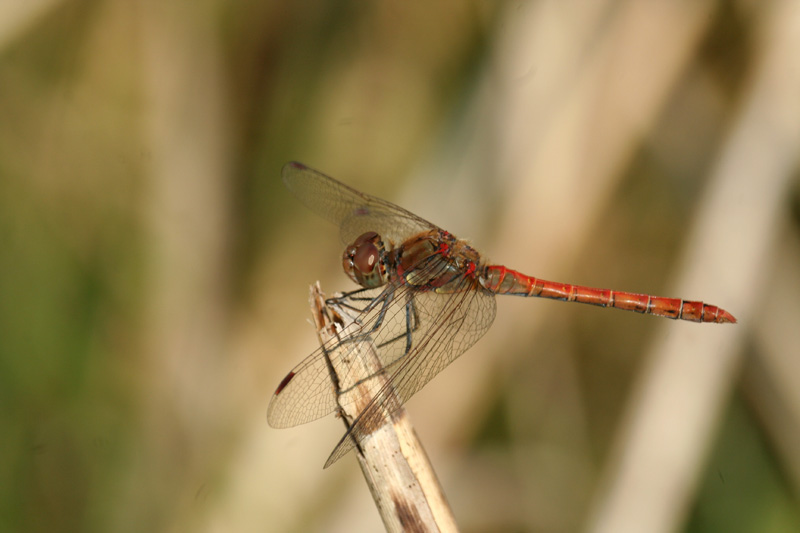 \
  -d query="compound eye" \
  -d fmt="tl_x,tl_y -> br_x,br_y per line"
353,242 -> 378,274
